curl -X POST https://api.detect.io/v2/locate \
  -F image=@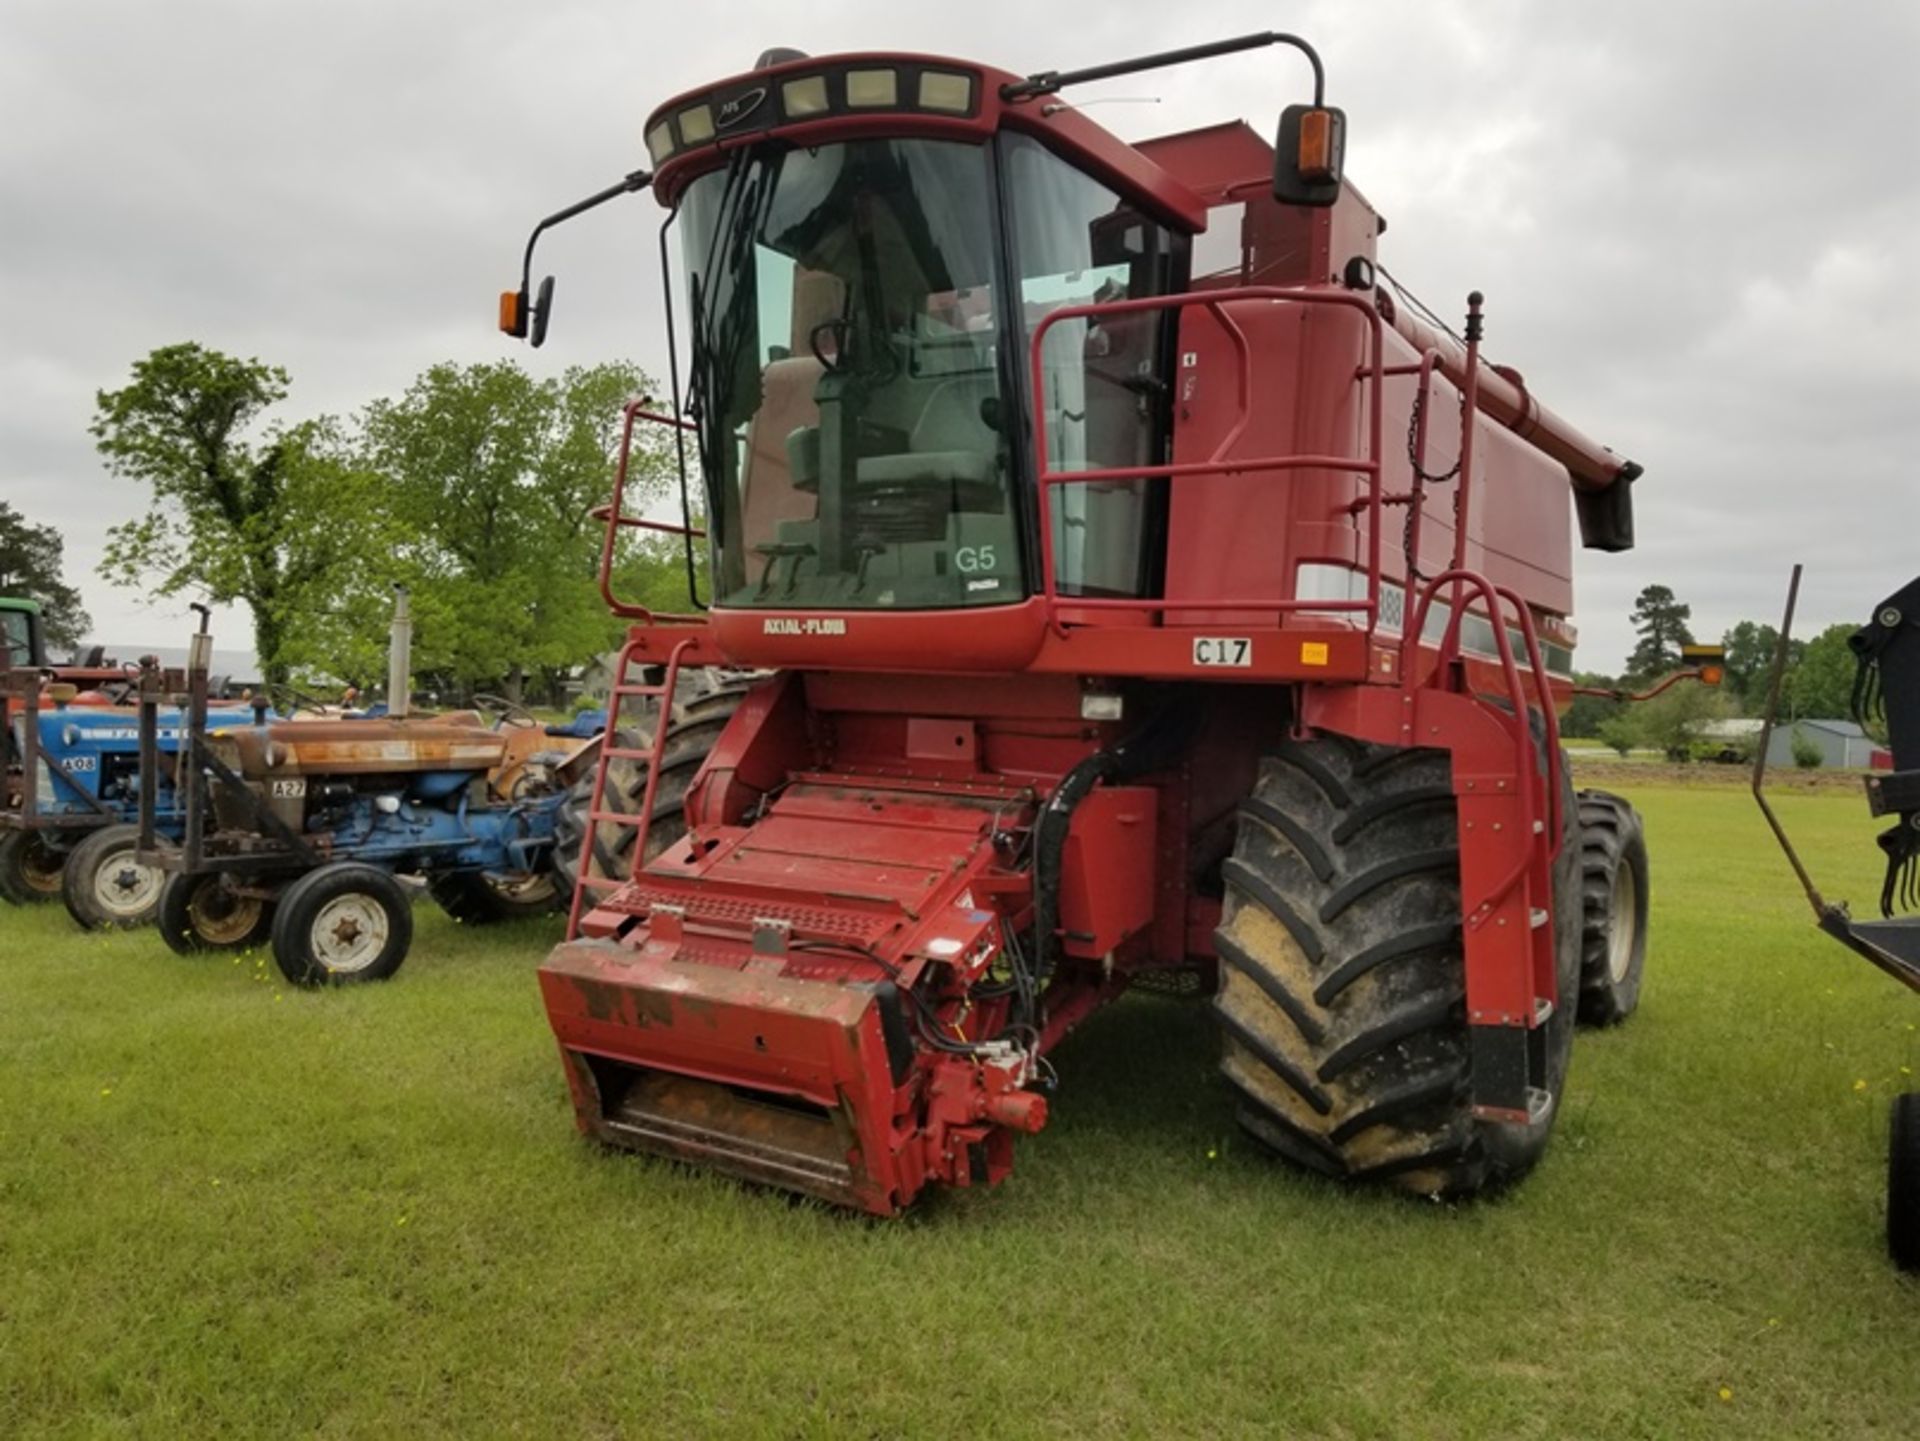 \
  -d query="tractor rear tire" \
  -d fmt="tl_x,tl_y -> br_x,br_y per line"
1574,790 -> 1649,1026
427,869 -> 561,924
61,824 -> 165,930
551,669 -> 752,895
1212,735 -> 1581,1198
270,863 -> 413,987
156,872 -> 274,955
1891,1091 -> 1920,1273
0,829 -> 66,905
